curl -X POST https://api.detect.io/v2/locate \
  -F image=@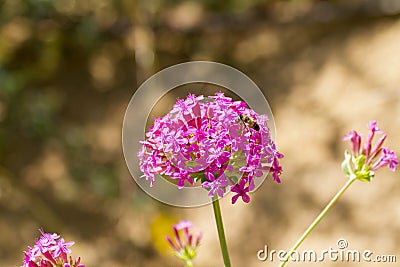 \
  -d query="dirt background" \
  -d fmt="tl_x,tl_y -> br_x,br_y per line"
1,1 -> 399,266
